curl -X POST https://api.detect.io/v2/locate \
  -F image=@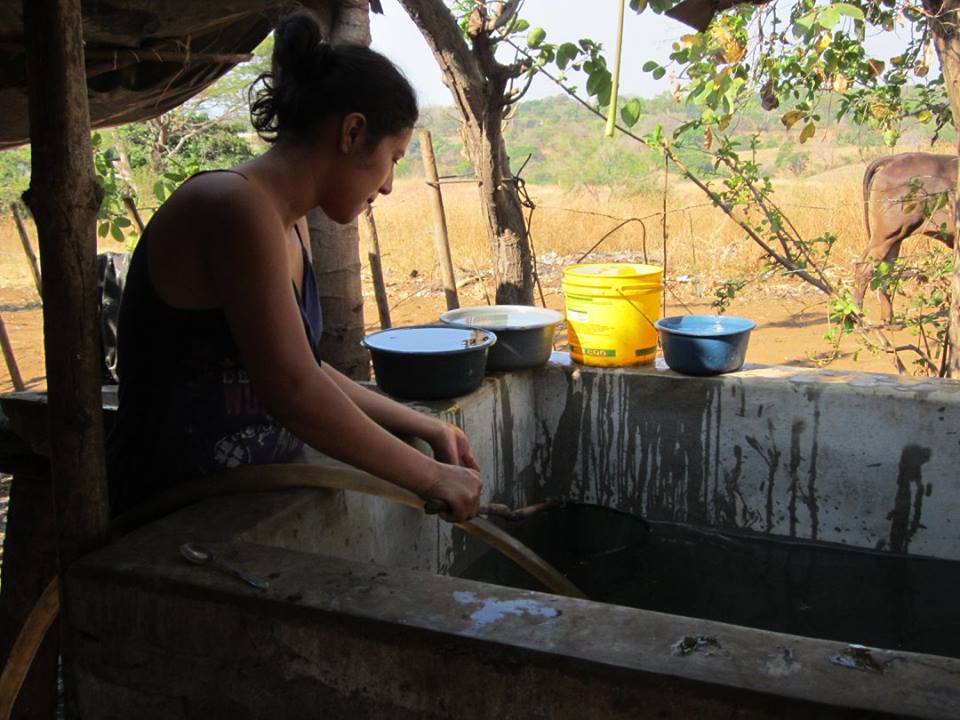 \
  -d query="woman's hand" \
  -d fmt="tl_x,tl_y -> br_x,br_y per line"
426,420 -> 480,471
420,461 -> 483,524
419,420 -> 482,523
